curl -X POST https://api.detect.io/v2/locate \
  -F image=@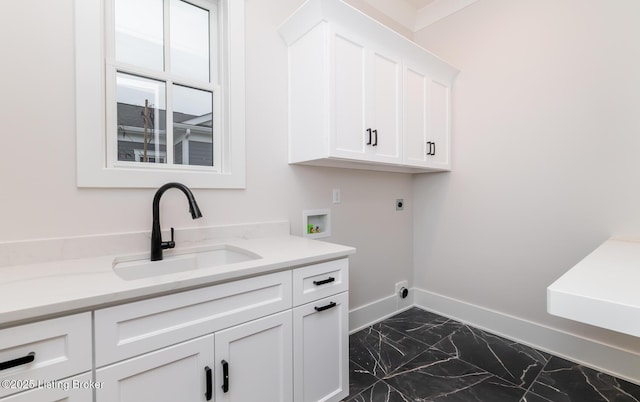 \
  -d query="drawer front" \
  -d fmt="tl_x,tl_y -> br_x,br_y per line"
293,259 -> 348,306
95,270 -> 292,367
0,372 -> 93,402
0,313 -> 92,398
